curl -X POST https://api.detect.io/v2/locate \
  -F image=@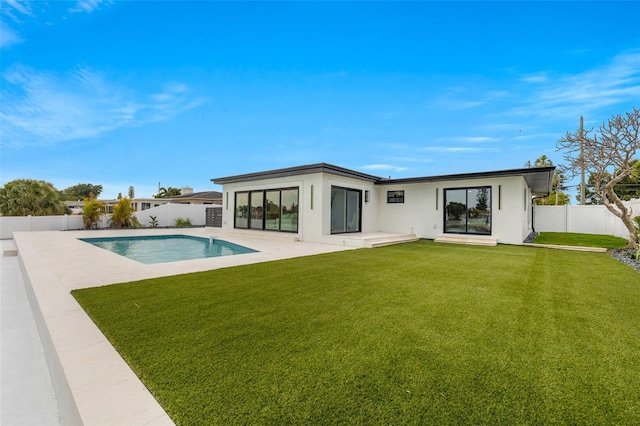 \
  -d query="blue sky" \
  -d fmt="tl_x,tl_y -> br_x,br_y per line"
1,1 -> 639,200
